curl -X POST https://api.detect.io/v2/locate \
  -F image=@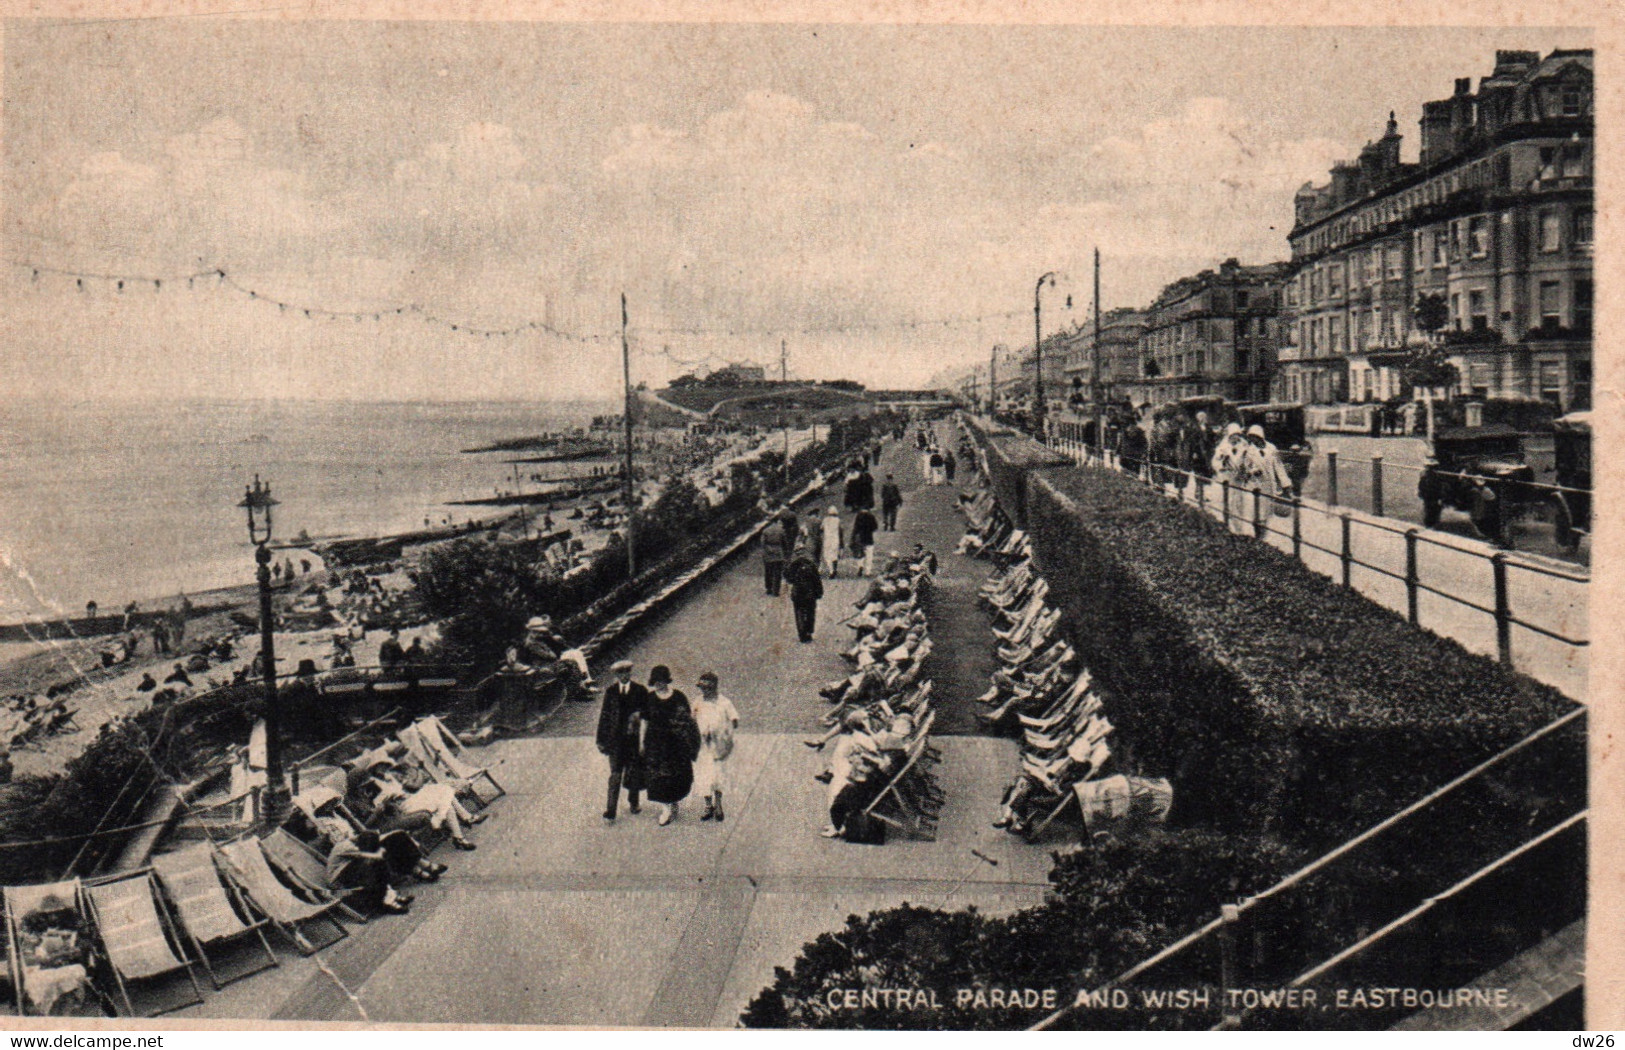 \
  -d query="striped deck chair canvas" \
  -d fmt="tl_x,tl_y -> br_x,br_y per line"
216,841 -> 347,956
150,845 -> 277,989
83,872 -> 204,1017
4,880 -> 99,1016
